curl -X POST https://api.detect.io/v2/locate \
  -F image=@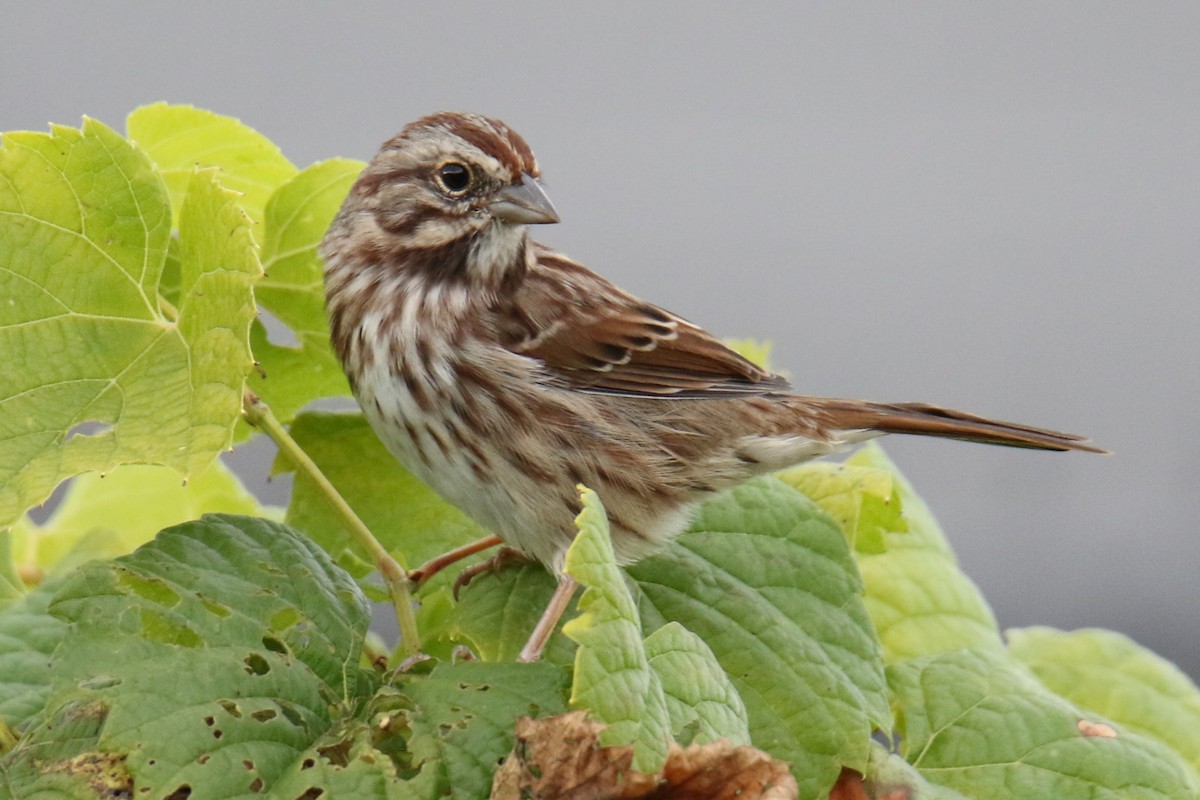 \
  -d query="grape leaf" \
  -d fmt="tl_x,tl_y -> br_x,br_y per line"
9,459 -> 269,580
248,159 -> 362,424
0,120 -> 259,528
126,103 -> 297,232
